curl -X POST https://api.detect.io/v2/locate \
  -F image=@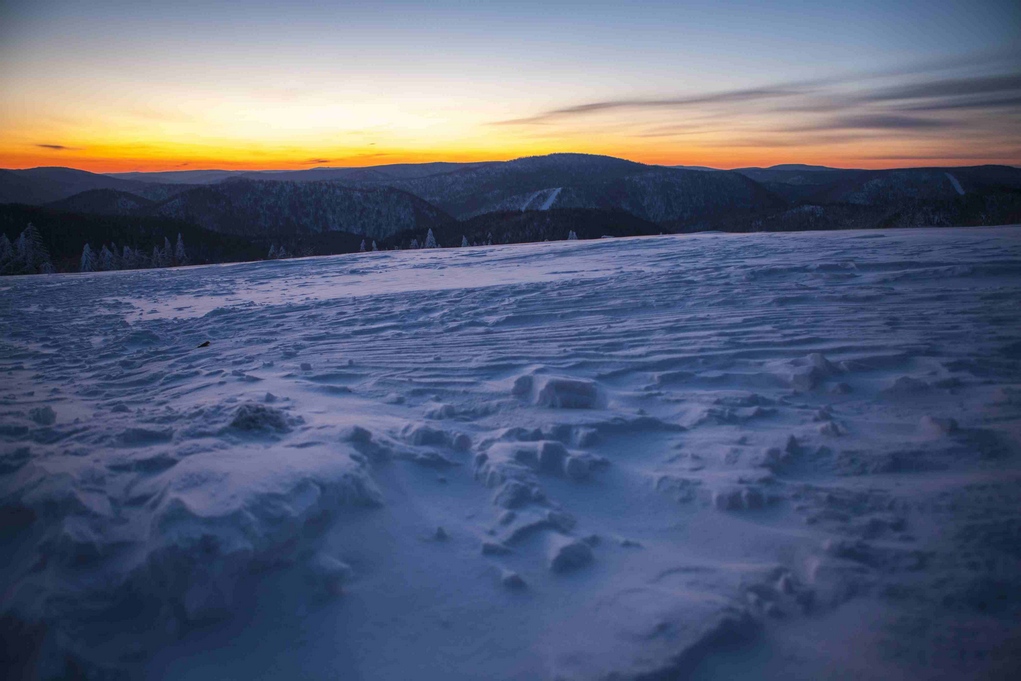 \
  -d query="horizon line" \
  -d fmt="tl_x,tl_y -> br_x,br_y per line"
3,152 -> 1020,176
